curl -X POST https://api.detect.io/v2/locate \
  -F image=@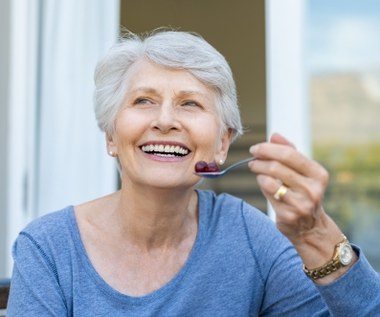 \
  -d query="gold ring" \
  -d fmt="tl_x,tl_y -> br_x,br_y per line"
273,185 -> 288,201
